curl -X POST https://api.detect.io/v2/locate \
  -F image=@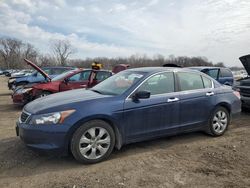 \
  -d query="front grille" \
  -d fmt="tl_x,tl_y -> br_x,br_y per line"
20,111 -> 30,123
